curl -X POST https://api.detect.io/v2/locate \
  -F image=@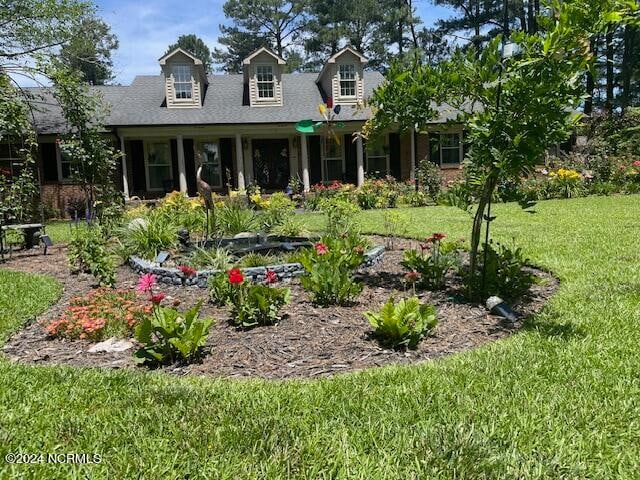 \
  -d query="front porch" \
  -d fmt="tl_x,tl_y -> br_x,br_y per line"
115,124 -> 416,200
